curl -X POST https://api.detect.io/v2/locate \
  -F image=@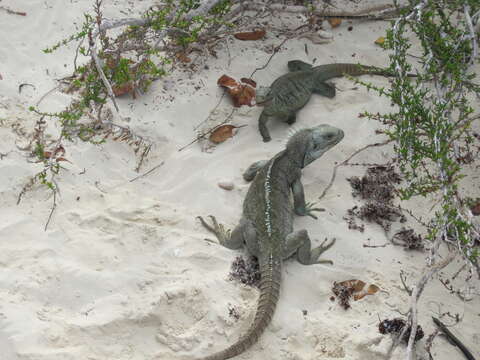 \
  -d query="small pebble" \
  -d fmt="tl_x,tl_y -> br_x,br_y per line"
218,181 -> 234,191
317,29 -> 333,39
